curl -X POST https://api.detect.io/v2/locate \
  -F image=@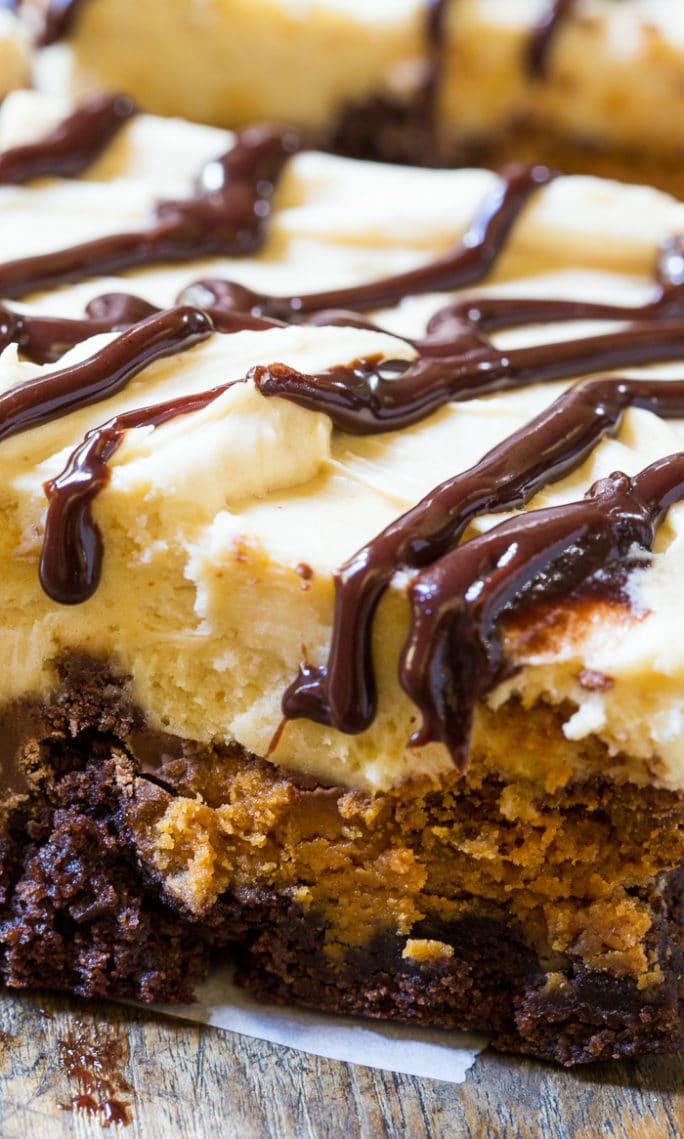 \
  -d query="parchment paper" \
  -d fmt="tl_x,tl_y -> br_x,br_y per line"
152,963 -> 487,1084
